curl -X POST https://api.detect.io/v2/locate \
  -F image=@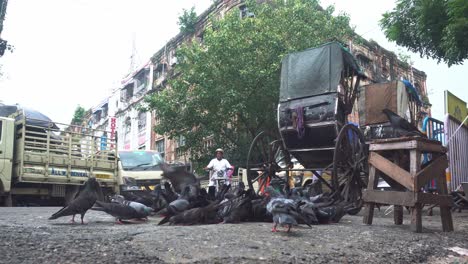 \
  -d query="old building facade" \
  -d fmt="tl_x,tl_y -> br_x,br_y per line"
85,0 -> 430,163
